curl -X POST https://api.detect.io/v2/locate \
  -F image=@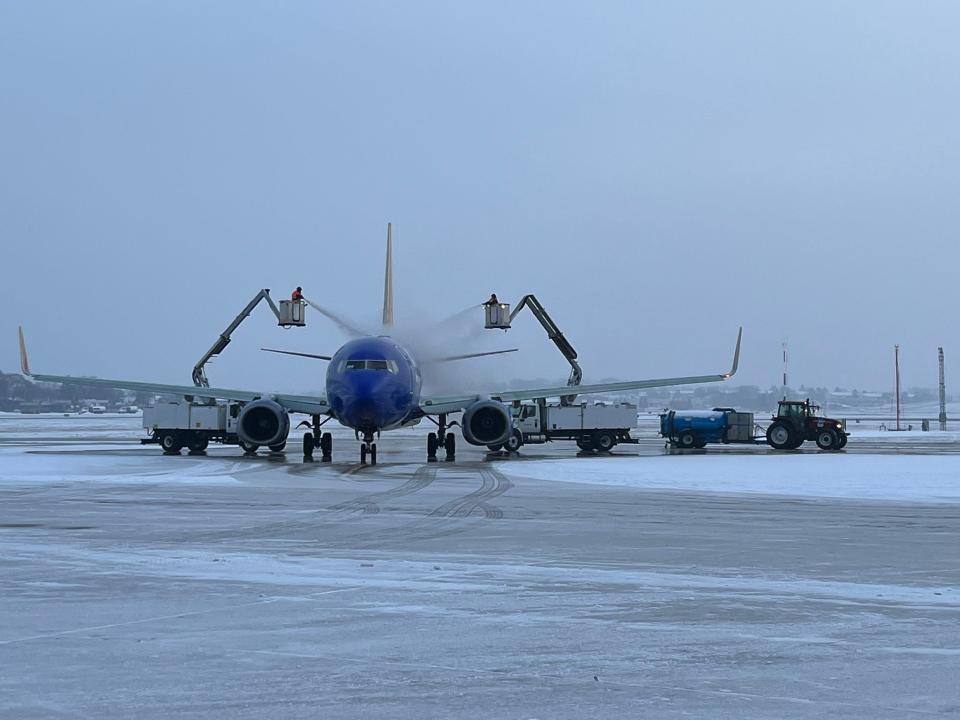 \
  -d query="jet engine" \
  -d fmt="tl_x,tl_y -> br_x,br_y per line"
237,399 -> 290,448
461,399 -> 512,446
